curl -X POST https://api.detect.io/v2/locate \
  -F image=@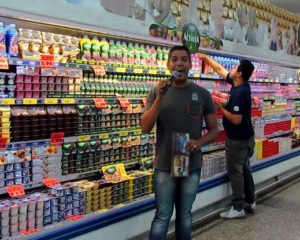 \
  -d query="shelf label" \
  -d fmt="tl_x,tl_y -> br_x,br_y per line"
194,73 -> 200,78
51,132 -> 65,145
0,137 -> 8,150
93,98 -> 107,109
149,69 -> 157,74
40,54 -> 55,68
92,65 -> 106,76
0,57 -> 9,70
78,135 -> 91,142
43,178 -> 61,188
66,214 -> 83,221
2,98 -> 15,105
133,68 -> 143,74
119,131 -> 128,137
6,184 -> 25,198
165,70 -> 171,75
116,67 -> 126,73
21,229 -> 39,235
118,98 -> 131,108
44,98 -> 58,104
23,98 -> 38,105
133,129 -> 142,135
61,98 -> 75,104
99,133 -> 110,139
